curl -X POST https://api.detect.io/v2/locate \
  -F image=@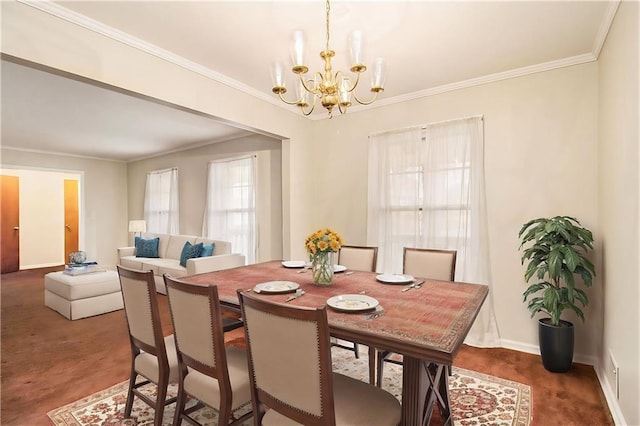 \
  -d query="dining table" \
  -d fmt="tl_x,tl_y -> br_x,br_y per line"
182,260 -> 488,426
